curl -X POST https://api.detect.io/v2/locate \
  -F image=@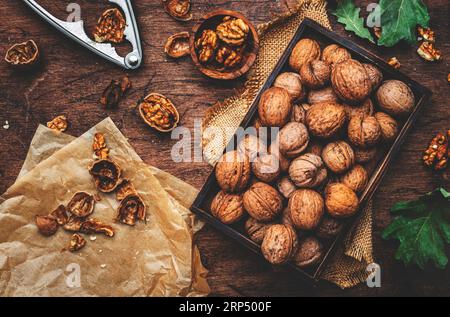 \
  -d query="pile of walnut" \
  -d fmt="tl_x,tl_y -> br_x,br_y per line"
212,38 -> 415,268
34,133 -> 146,252
423,130 -> 450,171
195,16 -> 249,70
